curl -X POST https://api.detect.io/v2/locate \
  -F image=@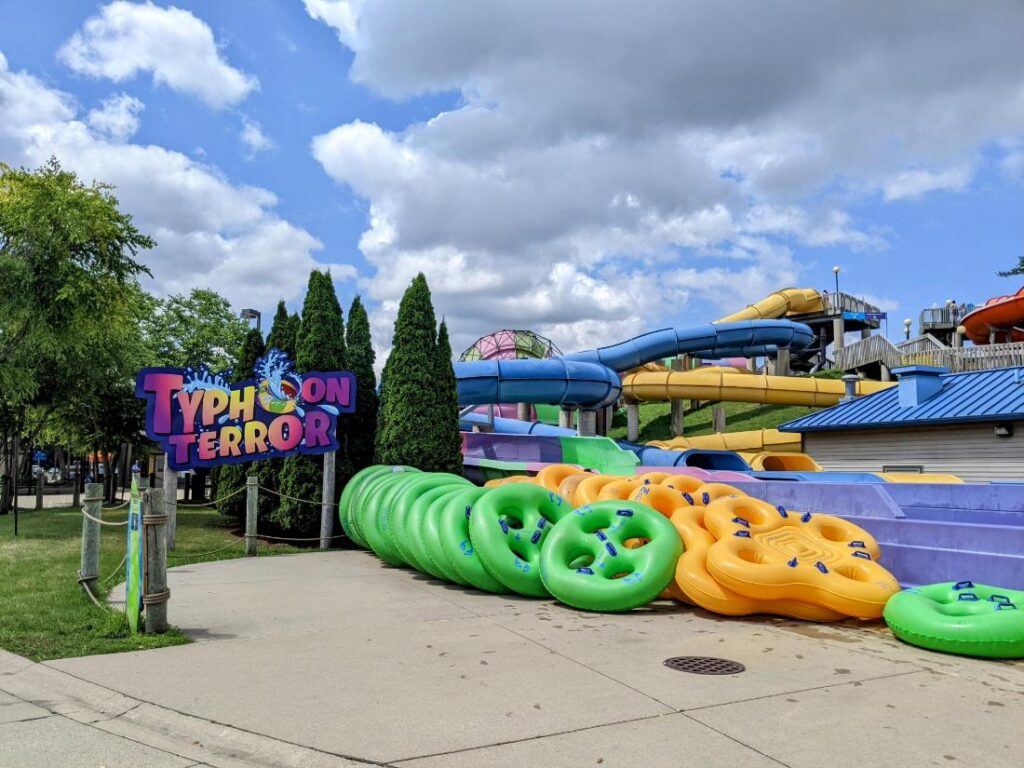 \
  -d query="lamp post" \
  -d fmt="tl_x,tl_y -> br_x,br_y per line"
240,308 -> 261,333
832,265 -> 841,297
904,318 -> 912,340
